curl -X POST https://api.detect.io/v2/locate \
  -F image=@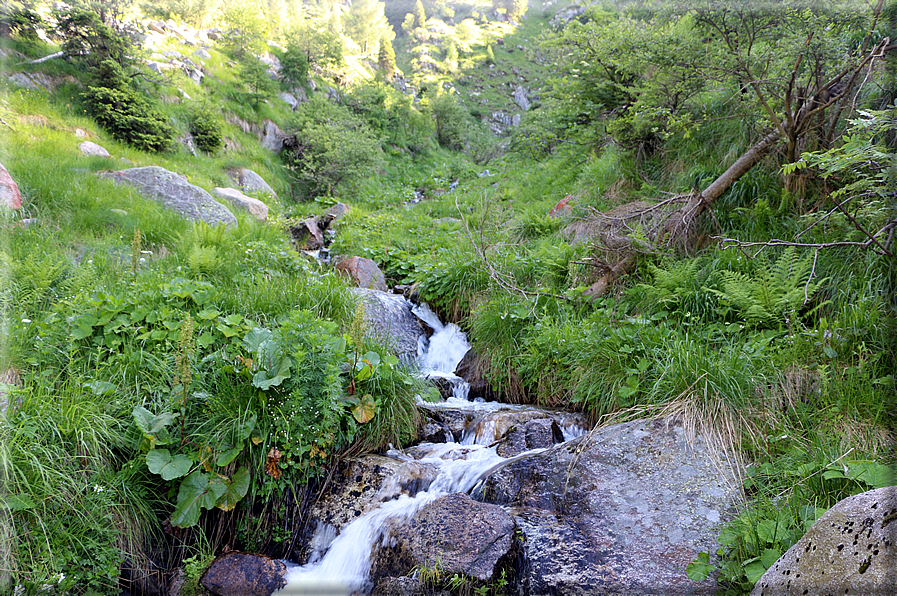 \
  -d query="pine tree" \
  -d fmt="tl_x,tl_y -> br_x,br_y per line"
485,44 -> 495,65
413,0 -> 426,29
378,35 -> 397,79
